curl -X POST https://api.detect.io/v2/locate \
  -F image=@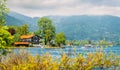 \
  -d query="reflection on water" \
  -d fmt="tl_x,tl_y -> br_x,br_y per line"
13,46 -> 120,57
